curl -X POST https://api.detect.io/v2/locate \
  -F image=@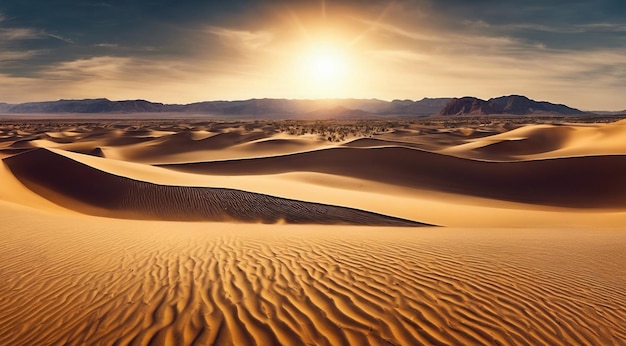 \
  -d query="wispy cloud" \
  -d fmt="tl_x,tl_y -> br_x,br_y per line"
0,54 -> 241,103
45,32 -> 74,43
351,17 -> 440,43
0,20 -> 45,65
0,50 -> 41,62
370,21 -> 626,80
94,43 -> 119,47
466,20 -> 626,34
0,18 -> 72,44
0,16 -> 72,65
353,2 -> 626,110
208,27 -> 273,50
40,55 -> 211,84
0,27 -> 42,40
578,23 -> 626,32
42,56 -> 132,80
